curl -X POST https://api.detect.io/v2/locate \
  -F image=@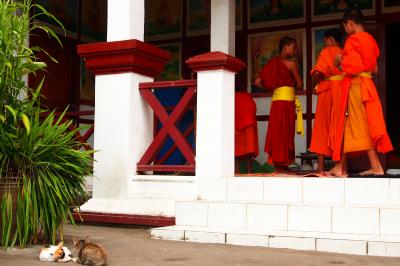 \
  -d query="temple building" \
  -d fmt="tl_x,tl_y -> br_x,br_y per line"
30,0 -> 400,257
